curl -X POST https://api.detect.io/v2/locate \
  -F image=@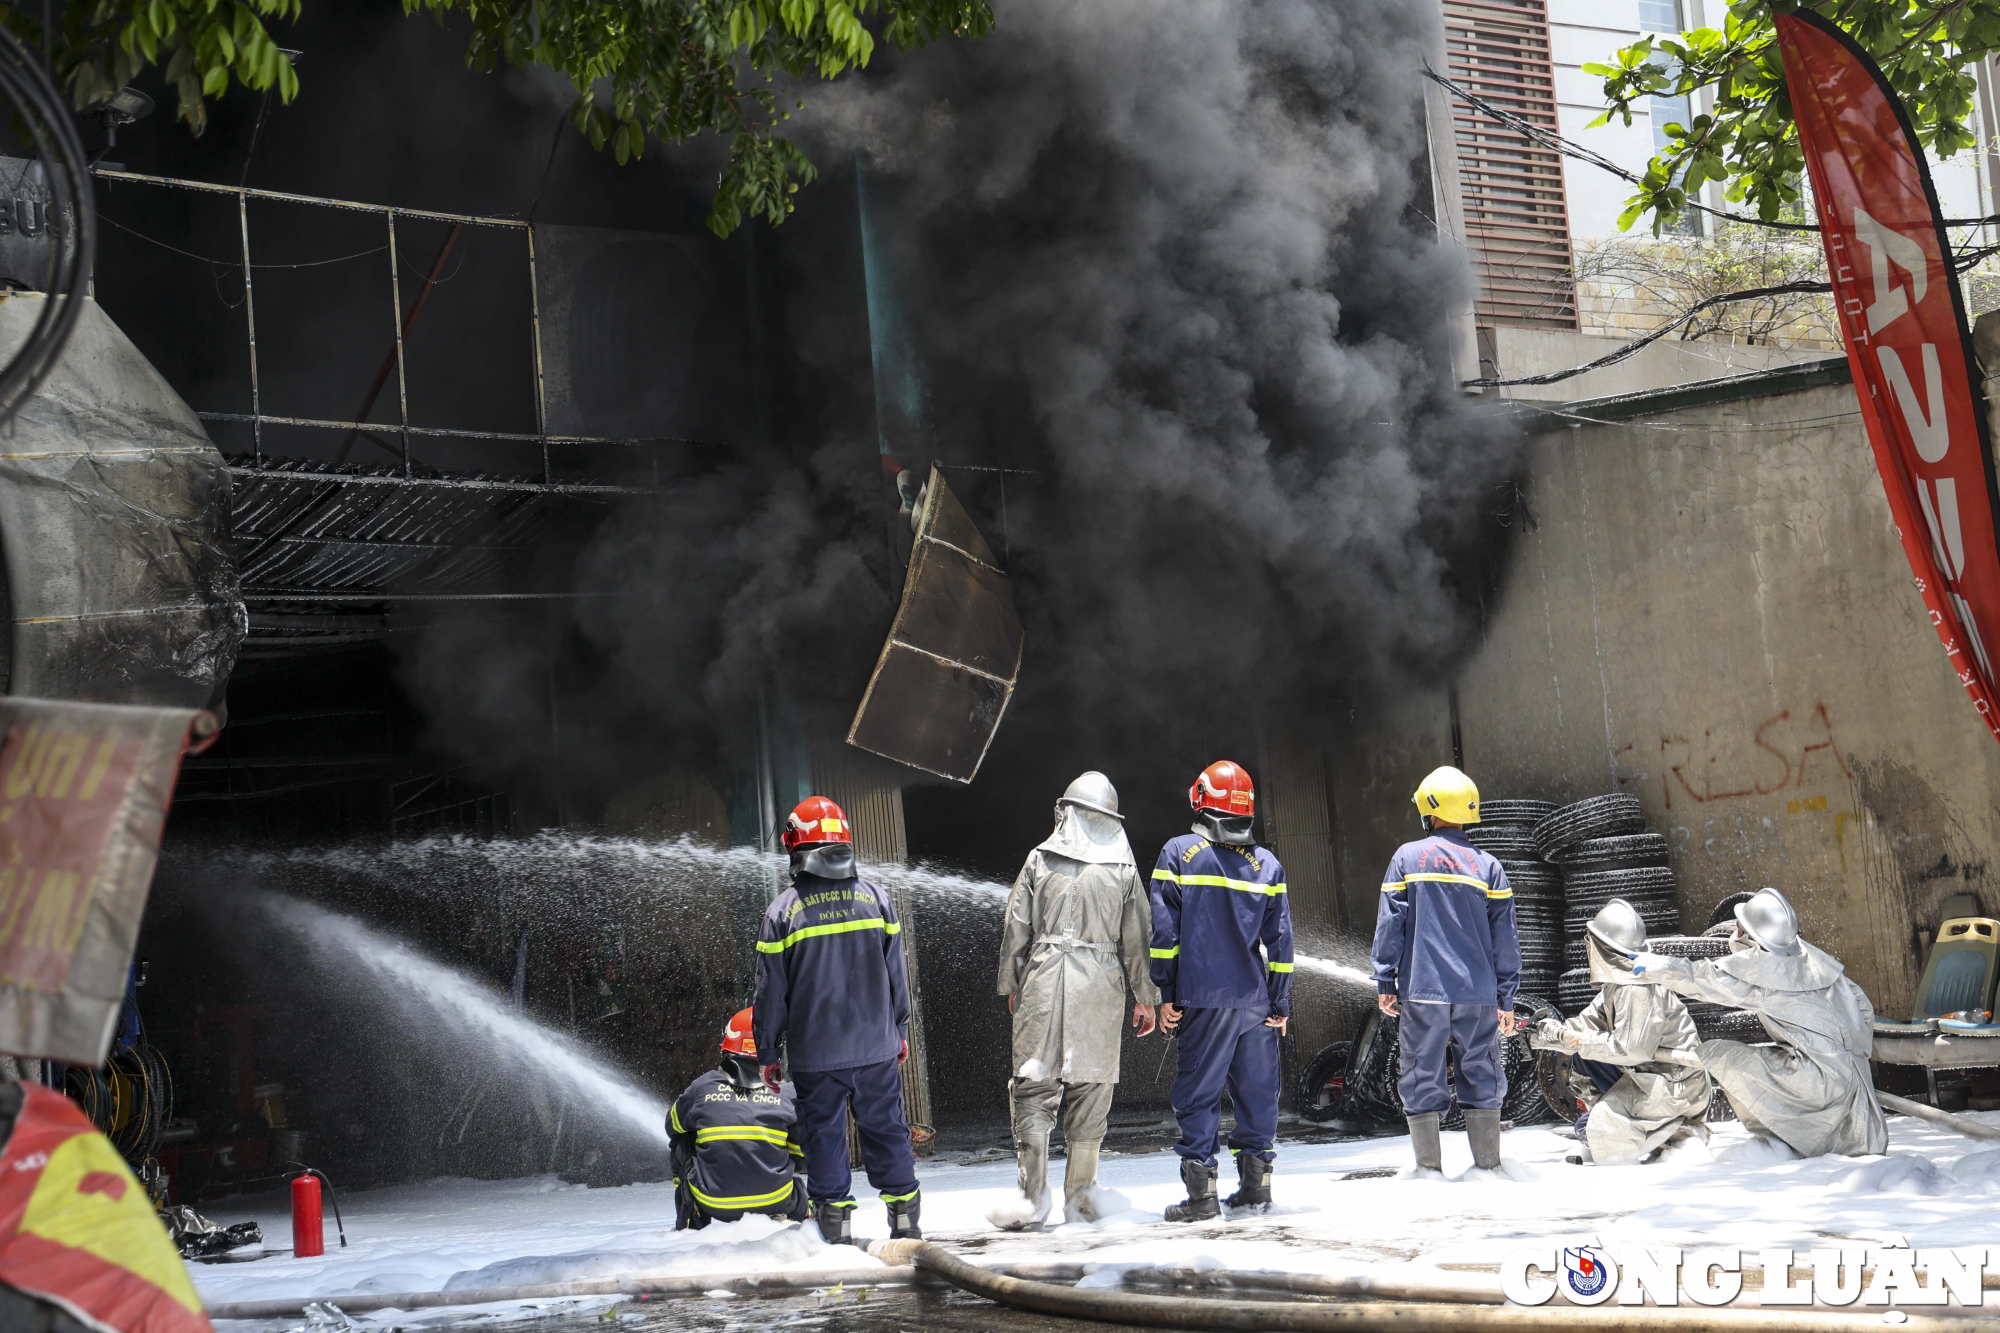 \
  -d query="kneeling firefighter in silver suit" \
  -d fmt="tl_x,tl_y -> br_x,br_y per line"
1527,899 -> 1709,1164
991,772 -> 1160,1227
1621,887 -> 1888,1157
